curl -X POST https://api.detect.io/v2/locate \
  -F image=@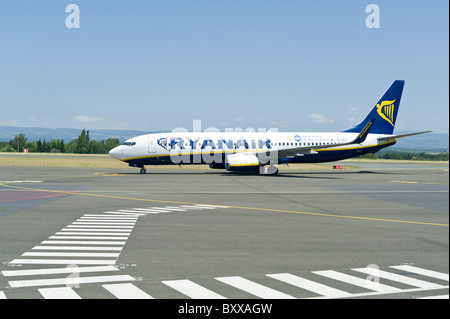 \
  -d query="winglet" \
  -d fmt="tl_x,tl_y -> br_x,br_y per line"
352,119 -> 374,144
